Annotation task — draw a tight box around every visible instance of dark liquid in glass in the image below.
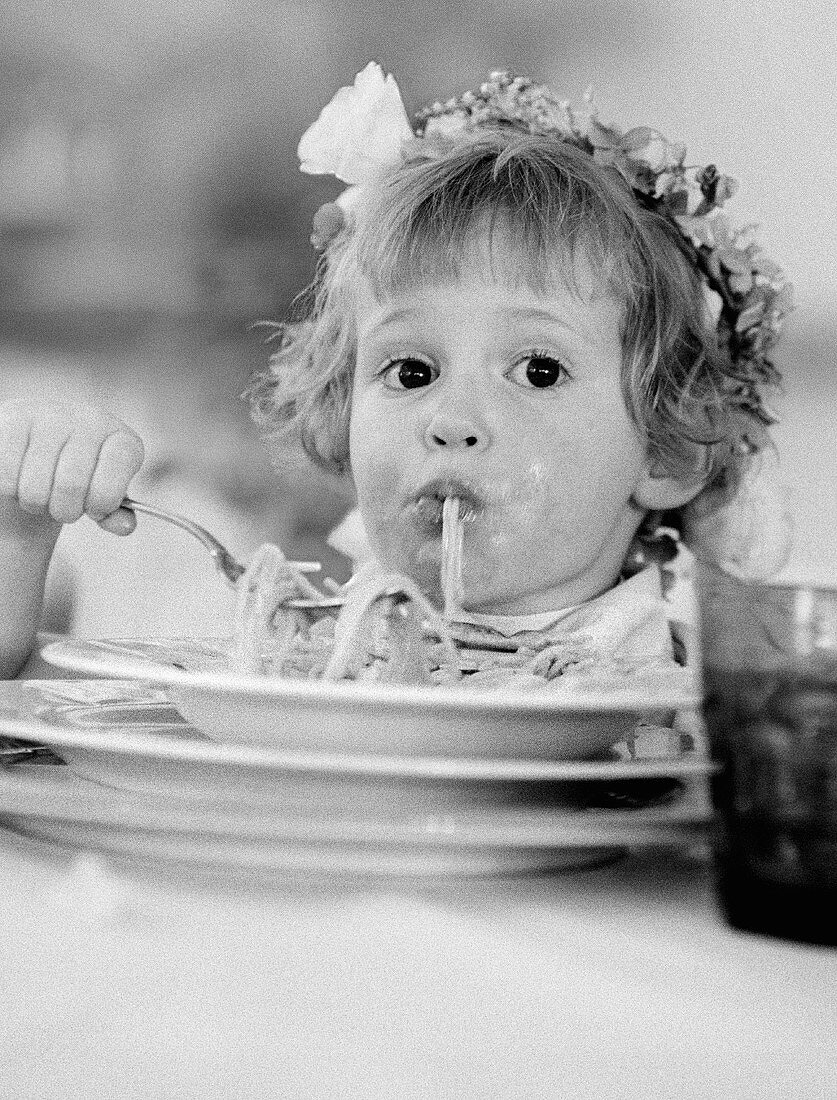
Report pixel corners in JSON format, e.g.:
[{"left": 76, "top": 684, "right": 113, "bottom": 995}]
[{"left": 702, "top": 665, "right": 837, "bottom": 945}]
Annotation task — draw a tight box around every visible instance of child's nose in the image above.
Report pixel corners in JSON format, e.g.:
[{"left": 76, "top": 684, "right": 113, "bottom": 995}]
[{"left": 424, "top": 410, "right": 489, "bottom": 452}]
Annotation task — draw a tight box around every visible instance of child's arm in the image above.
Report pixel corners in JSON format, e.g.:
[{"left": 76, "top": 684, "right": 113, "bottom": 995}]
[{"left": 0, "top": 399, "right": 144, "bottom": 679}]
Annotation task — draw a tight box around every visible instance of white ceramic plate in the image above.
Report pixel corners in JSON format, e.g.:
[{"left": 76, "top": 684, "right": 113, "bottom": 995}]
[
  {"left": 0, "top": 766, "right": 709, "bottom": 880},
  {"left": 0, "top": 680, "right": 710, "bottom": 878},
  {"left": 0, "top": 679, "right": 712, "bottom": 805},
  {"left": 42, "top": 638, "right": 700, "bottom": 760}
]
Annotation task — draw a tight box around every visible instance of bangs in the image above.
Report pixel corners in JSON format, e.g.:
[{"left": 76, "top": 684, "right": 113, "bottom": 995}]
[{"left": 348, "top": 134, "right": 648, "bottom": 305}]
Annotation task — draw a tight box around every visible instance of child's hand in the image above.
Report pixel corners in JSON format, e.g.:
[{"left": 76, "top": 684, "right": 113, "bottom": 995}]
[{"left": 0, "top": 399, "right": 145, "bottom": 542}]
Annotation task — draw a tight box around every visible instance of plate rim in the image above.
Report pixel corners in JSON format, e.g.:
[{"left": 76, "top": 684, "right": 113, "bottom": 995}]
[
  {"left": 0, "top": 766, "right": 711, "bottom": 846},
  {"left": 41, "top": 637, "right": 701, "bottom": 715},
  {"left": 0, "top": 712, "right": 716, "bottom": 782}
]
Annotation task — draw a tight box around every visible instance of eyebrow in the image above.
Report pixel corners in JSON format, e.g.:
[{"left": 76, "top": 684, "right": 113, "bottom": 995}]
[
  {"left": 369, "top": 308, "right": 415, "bottom": 332},
  {"left": 362, "top": 303, "right": 590, "bottom": 351},
  {"left": 497, "top": 306, "right": 574, "bottom": 329},
  {"left": 372, "top": 305, "right": 573, "bottom": 329}
]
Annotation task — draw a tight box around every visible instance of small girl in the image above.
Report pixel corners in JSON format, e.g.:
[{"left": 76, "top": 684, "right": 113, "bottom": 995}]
[
  {"left": 241, "top": 65, "right": 794, "bottom": 684},
  {"left": 0, "top": 64, "right": 793, "bottom": 684}
]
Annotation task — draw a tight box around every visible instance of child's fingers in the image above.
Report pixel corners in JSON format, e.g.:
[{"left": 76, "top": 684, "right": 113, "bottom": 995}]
[
  {"left": 0, "top": 404, "right": 31, "bottom": 498},
  {"left": 96, "top": 507, "right": 137, "bottom": 536},
  {"left": 0, "top": 402, "right": 145, "bottom": 527},
  {"left": 47, "top": 426, "right": 113, "bottom": 523},
  {"left": 83, "top": 429, "right": 145, "bottom": 521},
  {"left": 15, "top": 416, "right": 71, "bottom": 515}
]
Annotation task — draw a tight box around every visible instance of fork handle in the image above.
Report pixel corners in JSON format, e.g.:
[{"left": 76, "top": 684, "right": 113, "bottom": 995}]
[
  {"left": 121, "top": 497, "right": 225, "bottom": 555},
  {"left": 121, "top": 498, "right": 321, "bottom": 576}
]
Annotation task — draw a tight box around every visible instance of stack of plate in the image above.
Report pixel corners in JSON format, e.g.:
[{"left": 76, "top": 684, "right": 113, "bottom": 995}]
[{"left": 0, "top": 638, "right": 713, "bottom": 879}]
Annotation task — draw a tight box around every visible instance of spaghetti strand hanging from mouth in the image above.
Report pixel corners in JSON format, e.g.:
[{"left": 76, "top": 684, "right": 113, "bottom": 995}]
[{"left": 441, "top": 496, "right": 464, "bottom": 621}]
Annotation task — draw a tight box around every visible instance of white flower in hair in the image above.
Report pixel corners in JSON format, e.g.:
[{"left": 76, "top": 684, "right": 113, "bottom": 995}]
[
  {"left": 682, "top": 449, "right": 793, "bottom": 581},
  {"left": 297, "top": 61, "right": 413, "bottom": 202}
]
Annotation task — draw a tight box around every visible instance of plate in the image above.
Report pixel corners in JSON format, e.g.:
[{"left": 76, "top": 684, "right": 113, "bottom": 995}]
[
  {"left": 0, "top": 766, "right": 708, "bottom": 880},
  {"left": 41, "top": 638, "right": 700, "bottom": 760},
  {"left": 0, "top": 679, "right": 713, "bottom": 787},
  {"left": 0, "top": 680, "right": 711, "bottom": 878}
]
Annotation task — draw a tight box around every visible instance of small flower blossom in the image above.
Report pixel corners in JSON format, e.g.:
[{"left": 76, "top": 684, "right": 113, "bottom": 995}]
[
  {"left": 309, "top": 202, "right": 346, "bottom": 251},
  {"left": 423, "top": 111, "right": 469, "bottom": 138},
  {"left": 620, "top": 127, "right": 685, "bottom": 173}
]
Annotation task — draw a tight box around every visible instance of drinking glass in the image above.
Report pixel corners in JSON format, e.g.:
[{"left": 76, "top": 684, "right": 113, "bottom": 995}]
[{"left": 697, "top": 562, "right": 837, "bottom": 945}]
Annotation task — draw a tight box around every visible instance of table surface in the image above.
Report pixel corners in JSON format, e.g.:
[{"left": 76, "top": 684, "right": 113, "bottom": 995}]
[{"left": 0, "top": 823, "right": 834, "bottom": 1100}]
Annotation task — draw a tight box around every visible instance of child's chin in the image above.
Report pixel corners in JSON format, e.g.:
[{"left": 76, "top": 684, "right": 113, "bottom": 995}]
[
  {"left": 413, "top": 538, "right": 443, "bottom": 568},
  {"left": 402, "top": 552, "right": 443, "bottom": 600},
  {"left": 382, "top": 541, "right": 506, "bottom": 612}
]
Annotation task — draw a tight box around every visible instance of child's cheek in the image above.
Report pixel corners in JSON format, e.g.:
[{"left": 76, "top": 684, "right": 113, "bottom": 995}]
[{"left": 493, "top": 463, "right": 554, "bottom": 515}]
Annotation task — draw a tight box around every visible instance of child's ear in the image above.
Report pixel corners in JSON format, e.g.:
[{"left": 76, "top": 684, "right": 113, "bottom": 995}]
[{"left": 632, "top": 461, "right": 706, "bottom": 511}]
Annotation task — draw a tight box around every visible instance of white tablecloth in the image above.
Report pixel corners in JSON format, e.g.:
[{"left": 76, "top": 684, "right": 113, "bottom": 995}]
[{"left": 0, "top": 830, "right": 833, "bottom": 1100}]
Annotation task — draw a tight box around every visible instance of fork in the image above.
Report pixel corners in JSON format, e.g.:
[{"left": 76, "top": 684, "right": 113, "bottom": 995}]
[
  {"left": 282, "top": 593, "right": 520, "bottom": 652},
  {"left": 120, "top": 498, "right": 321, "bottom": 588},
  {"left": 120, "top": 500, "right": 516, "bottom": 652}
]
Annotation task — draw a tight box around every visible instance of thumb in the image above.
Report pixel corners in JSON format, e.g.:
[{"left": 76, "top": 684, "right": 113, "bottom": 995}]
[{"left": 96, "top": 506, "right": 137, "bottom": 536}]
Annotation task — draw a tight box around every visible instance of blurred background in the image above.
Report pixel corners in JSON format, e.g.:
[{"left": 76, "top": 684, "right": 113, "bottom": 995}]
[{"left": 2, "top": 0, "right": 835, "bottom": 636}]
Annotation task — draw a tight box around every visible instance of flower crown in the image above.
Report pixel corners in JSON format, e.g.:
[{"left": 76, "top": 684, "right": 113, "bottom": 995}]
[{"left": 296, "top": 63, "right": 794, "bottom": 579}]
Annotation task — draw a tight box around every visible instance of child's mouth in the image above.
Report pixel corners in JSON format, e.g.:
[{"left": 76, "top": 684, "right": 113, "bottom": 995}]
[{"left": 406, "top": 481, "right": 482, "bottom": 531}]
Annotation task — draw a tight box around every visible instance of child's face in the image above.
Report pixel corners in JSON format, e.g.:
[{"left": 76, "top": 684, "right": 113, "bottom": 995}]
[{"left": 349, "top": 240, "right": 686, "bottom": 614}]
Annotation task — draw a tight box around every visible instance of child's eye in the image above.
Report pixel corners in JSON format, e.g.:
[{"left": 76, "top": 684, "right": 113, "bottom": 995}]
[
  {"left": 381, "top": 357, "right": 439, "bottom": 390},
  {"left": 506, "top": 352, "right": 568, "bottom": 390}
]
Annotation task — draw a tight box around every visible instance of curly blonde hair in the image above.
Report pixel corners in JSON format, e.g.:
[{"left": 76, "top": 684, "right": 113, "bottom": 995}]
[{"left": 246, "top": 131, "right": 764, "bottom": 523}]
